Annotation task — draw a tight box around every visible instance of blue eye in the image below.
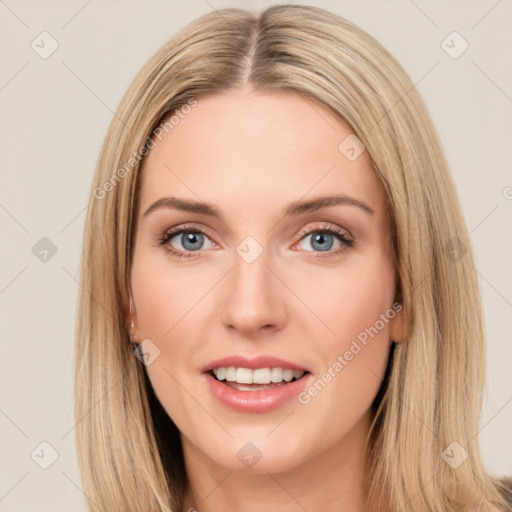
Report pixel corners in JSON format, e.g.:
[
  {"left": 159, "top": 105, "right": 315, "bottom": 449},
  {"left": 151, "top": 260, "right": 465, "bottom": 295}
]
[
  {"left": 174, "top": 232, "right": 205, "bottom": 251},
  {"left": 301, "top": 231, "right": 340, "bottom": 252},
  {"left": 294, "top": 224, "right": 354, "bottom": 258},
  {"left": 159, "top": 227, "right": 214, "bottom": 258},
  {"left": 157, "top": 223, "right": 354, "bottom": 260}
]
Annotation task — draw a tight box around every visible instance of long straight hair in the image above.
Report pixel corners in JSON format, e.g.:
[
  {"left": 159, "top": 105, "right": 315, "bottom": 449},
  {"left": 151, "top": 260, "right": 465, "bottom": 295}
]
[{"left": 74, "top": 5, "right": 510, "bottom": 511}]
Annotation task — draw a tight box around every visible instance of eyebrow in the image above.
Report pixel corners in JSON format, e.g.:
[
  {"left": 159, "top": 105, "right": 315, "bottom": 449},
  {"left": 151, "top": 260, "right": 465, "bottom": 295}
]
[{"left": 143, "top": 194, "right": 375, "bottom": 219}]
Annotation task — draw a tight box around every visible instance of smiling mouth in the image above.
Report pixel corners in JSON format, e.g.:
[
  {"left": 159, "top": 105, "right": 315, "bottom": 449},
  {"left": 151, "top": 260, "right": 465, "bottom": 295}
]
[{"left": 208, "top": 367, "right": 310, "bottom": 391}]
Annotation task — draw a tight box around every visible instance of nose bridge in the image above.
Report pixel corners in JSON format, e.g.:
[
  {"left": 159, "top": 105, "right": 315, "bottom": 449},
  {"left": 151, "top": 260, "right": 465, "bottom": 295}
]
[
  {"left": 220, "top": 238, "right": 284, "bottom": 334},
  {"left": 233, "top": 245, "right": 271, "bottom": 296}
]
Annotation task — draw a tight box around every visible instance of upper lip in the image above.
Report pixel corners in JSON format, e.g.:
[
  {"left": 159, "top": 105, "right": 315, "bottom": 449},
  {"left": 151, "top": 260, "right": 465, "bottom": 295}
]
[{"left": 202, "top": 355, "right": 310, "bottom": 373}]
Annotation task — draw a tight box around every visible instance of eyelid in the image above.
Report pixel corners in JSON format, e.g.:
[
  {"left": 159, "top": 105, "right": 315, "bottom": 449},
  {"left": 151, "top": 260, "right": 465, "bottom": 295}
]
[
  {"left": 160, "top": 221, "right": 352, "bottom": 241},
  {"left": 295, "top": 222, "right": 353, "bottom": 242},
  {"left": 158, "top": 222, "right": 217, "bottom": 241}
]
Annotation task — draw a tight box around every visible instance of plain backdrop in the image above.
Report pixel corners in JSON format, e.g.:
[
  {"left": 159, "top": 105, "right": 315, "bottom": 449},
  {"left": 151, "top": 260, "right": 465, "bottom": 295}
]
[{"left": 1, "top": 1, "right": 511, "bottom": 510}]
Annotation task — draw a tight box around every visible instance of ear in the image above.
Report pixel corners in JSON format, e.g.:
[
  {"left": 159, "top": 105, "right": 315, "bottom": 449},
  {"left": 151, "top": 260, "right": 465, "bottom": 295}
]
[
  {"left": 126, "top": 297, "right": 140, "bottom": 345},
  {"left": 388, "top": 278, "right": 406, "bottom": 344},
  {"left": 389, "top": 304, "right": 406, "bottom": 343}
]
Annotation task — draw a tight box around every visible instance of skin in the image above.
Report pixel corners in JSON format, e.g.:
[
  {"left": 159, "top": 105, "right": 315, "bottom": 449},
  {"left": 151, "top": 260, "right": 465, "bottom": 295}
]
[{"left": 128, "top": 88, "right": 405, "bottom": 512}]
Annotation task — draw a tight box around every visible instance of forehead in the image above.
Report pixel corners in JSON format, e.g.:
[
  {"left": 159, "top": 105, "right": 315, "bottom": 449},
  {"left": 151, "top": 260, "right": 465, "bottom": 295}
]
[{"left": 138, "top": 90, "right": 387, "bottom": 223}]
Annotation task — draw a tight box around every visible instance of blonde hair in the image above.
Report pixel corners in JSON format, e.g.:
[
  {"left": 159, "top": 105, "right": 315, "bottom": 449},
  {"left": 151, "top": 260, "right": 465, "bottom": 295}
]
[{"left": 74, "top": 5, "right": 511, "bottom": 511}]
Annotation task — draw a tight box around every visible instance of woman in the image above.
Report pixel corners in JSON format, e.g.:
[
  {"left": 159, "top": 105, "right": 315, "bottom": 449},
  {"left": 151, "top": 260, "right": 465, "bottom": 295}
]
[{"left": 75, "top": 4, "right": 511, "bottom": 511}]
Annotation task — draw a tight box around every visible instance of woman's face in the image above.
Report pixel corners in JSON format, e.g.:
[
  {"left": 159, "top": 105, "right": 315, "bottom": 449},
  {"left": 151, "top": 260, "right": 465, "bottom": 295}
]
[{"left": 129, "top": 89, "right": 403, "bottom": 473}]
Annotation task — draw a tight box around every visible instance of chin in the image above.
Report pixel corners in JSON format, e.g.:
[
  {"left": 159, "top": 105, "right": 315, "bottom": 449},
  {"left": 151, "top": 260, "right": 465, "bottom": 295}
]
[{"left": 204, "top": 433, "right": 307, "bottom": 474}]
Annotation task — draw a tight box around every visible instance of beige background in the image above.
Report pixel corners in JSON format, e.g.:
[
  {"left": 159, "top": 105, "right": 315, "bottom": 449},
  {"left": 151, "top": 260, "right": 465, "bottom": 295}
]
[{"left": 1, "top": 0, "right": 511, "bottom": 510}]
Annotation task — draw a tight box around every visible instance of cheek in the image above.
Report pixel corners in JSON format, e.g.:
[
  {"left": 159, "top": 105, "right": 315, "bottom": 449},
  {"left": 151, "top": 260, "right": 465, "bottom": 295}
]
[
  {"left": 130, "top": 249, "right": 226, "bottom": 378},
  {"left": 131, "top": 253, "right": 208, "bottom": 433},
  {"left": 292, "top": 251, "right": 395, "bottom": 418},
  {"left": 294, "top": 251, "right": 396, "bottom": 349},
  {"left": 131, "top": 250, "right": 214, "bottom": 341}
]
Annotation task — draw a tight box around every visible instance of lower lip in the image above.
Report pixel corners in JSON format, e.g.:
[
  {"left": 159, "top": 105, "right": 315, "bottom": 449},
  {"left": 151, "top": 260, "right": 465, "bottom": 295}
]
[{"left": 204, "top": 372, "right": 311, "bottom": 413}]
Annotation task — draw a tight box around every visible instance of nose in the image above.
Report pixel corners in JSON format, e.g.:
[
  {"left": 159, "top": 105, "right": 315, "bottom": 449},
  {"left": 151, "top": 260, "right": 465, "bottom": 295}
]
[{"left": 220, "top": 247, "right": 286, "bottom": 336}]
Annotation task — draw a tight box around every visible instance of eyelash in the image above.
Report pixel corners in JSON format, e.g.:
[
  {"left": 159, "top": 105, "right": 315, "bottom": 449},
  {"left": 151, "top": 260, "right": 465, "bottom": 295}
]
[{"left": 157, "top": 223, "right": 354, "bottom": 260}]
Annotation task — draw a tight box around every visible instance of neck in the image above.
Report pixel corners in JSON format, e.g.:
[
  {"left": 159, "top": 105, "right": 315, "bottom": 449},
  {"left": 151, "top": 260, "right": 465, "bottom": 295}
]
[{"left": 181, "top": 410, "right": 374, "bottom": 512}]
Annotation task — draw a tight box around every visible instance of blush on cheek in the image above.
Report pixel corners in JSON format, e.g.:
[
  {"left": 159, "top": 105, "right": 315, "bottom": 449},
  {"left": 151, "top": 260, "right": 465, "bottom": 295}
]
[
  {"left": 131, "top": 261, "right": 187, "bottom": 340},
  {"left": 325, "top": 279, "right": 393, "bottom": 342}
]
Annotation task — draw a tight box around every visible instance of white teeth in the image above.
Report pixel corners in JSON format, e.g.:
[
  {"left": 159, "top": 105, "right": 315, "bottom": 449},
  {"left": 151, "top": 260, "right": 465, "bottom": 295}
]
[
  {"left": 212, "top": 366, "right": 305, "bottom": 384},
  {"left": 253, "top": 368, "right": 271, "bottom": 384},
  {"left": 270, "top": 367, "right": 283, "bottom": 383},
  {"left": 236, "top": 367, "right": 253, "bottom": 384},
  {"left": 226, "top": 367, "right": 236, "bottom": 382},
  {"left": 283, "top": 369, "right": 294, "bottom": 382}
]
